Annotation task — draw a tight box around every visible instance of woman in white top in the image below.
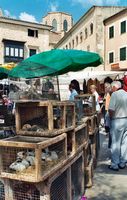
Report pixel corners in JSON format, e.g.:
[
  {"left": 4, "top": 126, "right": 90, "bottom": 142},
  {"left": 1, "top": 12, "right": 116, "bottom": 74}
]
[{"left": 89, "top": 85, "right": 100, "bottom": 112}]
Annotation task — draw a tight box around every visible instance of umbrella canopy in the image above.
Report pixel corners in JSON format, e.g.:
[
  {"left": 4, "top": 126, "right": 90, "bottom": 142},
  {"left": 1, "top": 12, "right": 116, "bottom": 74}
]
[
  {"left": 9, "top": 49, "right": 102, "bottom": 79},
  {"left": 0, "top": 67, "right": 10, "bottom": 80}
]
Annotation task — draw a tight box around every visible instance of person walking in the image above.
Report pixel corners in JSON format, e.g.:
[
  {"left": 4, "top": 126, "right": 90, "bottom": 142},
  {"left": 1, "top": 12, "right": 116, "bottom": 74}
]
[
  {"left": 109, "top": 81, "right": 127, "bottom": 171},
  {"left": 104, "top": 83, "right": 112, "bottom": 147},
  {"left": 89, "top": 85, "right": 100, "bottom": 112},
  {"left": 69, "top": 83, "right": 78, "bottom": 101}
]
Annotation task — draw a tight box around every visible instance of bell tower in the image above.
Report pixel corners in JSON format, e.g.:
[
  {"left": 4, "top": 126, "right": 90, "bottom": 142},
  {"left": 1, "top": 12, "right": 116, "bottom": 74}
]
[{"left": 42, "top": 12, "right": 73, "bottom": 37}]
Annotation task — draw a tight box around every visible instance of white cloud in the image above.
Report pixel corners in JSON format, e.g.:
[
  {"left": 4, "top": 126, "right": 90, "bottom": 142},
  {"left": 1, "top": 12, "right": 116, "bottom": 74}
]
[
  {"left": 4, "top": 9, "right": 16, "bottom": 19},
  {"left": 19, "top": 12, "right": 37, "bottom": 23},
  {"left": 49, "top": 1, "right": 59, "bottom": 12}
]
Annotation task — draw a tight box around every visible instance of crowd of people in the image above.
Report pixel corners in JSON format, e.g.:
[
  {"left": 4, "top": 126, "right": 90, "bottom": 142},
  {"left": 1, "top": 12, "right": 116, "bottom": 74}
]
[{"left": 69, "top": 75, "right": 127, "bottom": 171}]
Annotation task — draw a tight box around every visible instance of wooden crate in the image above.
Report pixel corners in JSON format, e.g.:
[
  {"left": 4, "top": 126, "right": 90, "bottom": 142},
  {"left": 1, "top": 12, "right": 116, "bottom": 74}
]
[
  {"left": 67, "top": 123, "right": 88, "bottom": 157},
  {"left": 84, "top": 140, "right": 92, "bottom": 168},
  {"left": 75, "top": 94, "right": 96, "bottom": 116},
  {"left": 89, "top": 128, "right": 100, "bottom": 168},
  {"left": 85, "top": 157, "right": 94, "bottom": 188},
  {"left": 0, "top": 179, "right": 4, "bottom": 200},
  {"left": 2, "top": 151, "right": 85, "bottom": 200},
  {"left": 0, "top": 134, "right": 67, "bottom": 182},
  {"left": 87, "top": 115, "right": 97, "bottom": 135},
  {"left": 73, "top": 100, "right": 84, "bottom": 125},
  {"left": 75, "top": 123, "right": 89, "bottom": 151},
  {"left": 15, "top": 100, "right": 75, "bottom": 137}
]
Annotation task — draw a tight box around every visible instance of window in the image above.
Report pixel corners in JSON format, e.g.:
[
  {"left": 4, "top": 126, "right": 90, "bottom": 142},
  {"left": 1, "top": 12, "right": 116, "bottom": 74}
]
[
  {"left": 52, "top": 19, "right": 57, "bottom": 31},
  {"left": 109, "top": 26, "right": 114, "bottom": 39},
  {"left": 29, "top": 49, "right": 36, "bottom": 57},
  {"left": 120, "top": 47, "right": 126, "bottom": 61},
  {"left": 121, "top": 21, "right": 126, "bottom": 34},
  {"left": 63, "top": 20, "right": 68, "bottom": 32},
  {"left": 72, "top": 39, "right": 74, "bottom": 48},
  {"left": 109, "top": 52, "right": 114, "bottom": 63},
  {"left": 85, "top": 28, "right": 88, "bottom": 39},
  {"left": 69, "top": 43, "right": 71, "bottom": 49},
  {"left": 76, "top": 36, "right": 78, "bottom": 46},
  {"left": 28, "top": 29, "right": 38, "bottom": 37},
  {"left": 80, "top": 32, "right": 83, "bottom": 43},
  {"left": 90, "top": 23, "right": 93, "bottom": 35},
  {"left": 3, "top": 39, "right": 24, "bottom": 63}
]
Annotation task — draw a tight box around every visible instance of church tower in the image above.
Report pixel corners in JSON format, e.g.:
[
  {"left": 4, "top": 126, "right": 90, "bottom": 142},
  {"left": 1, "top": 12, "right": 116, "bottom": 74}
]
[{"left": 42, "top": 12, "right": 73, "bottom": 37}]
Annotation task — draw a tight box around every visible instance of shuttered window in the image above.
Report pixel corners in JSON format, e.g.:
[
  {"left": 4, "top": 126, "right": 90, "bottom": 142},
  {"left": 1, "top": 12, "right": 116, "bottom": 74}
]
[
  {"left": 109, "top": 52, "right": 114, "bottom": 63},
  {"left": 120, "top": 47, "right": 126, "bottom": 61},
  {"left": 121, "top": 21, "right": 126, "bottom": 34},
  {"left": 109, "top": 26, "right": 114, "bottom": 39}
]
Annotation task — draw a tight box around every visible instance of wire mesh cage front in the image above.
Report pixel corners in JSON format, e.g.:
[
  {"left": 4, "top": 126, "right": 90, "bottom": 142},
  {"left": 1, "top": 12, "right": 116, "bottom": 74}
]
[
  {"left": 71, "top": 156, "right": 84, "bottom": 200},
  {"left": 50, "top": 170, "right": 70, "bottom": 200},
  {"left": 74, "top": 100, "right": 84, "bottom": 125},
  {"left": 16, "top": 101, "right": 75, "bottom": 137},
  {"left": 88, "top": 116, "right": 96, "bottom": 134},
  {"left": 0, "top": 134, "right": 67, "bottom": 182},
  {"left": 0, "top": 180, "right": 5, "bottom": 200},
  {"left": 66, "top": 105, "right": 75, "bottom": 128},
  {"left": 75, "top": 124, "right": 88, "bottom": 150},
  {"left": 18, "top": 104, "right": 49, "bottom": 133},
  {"left": 5, "top": 180, "right": 40, "bottom": 200},
  {"left": 75, "top": 95, "right": 96, "bottom": 116}
]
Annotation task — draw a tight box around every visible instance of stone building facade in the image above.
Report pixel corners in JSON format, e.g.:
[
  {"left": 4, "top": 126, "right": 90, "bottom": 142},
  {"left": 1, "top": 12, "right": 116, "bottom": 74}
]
[
  {"left": 0, "top": 11, "right": 62, "bottom": 65},
  {"left": 42, "top": 12, "right": 73, "bottom": 37},
  {"left": 55, "top": 6, "right": 126, "bottom": 71},
  {"left": 104, "top": 8, "right": 127, "bottom": 71}
]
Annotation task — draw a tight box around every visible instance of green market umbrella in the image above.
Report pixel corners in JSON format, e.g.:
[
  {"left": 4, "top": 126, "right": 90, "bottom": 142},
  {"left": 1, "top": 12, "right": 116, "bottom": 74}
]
[
  {"left": 0, "top": 67, "right": 10, "bottom": 79},
  {"left": 9, "top": 49, "right": 102, "bottom": 79}
]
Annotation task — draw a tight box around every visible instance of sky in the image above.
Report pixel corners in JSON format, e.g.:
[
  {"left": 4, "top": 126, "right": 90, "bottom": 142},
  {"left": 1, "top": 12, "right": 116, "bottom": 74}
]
[{"left": 0, "top": 0, "right": 127, "bottom": 24}]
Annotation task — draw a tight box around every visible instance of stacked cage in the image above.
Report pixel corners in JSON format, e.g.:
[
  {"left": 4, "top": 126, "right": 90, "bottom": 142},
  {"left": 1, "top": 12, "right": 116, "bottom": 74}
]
[
  {"left": 75, "top": 94, "right": 100, "bottom": 188},
  {"left": 0, "top": 100, "right": 91, "bottom": 199}
]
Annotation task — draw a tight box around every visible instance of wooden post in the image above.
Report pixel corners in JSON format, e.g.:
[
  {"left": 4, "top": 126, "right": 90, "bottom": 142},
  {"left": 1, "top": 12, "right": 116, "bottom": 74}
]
[
  {"left": 36, "top": 181, "right": 50, "bottom": 200},
  {"left": 67, "top": 167, "right": 72, "bottom": 200},
  {"left": 48, "top": 102, "right": 53, "bottom": 131},
  {"left": 35, "top": 148, "right": 42, "bottom": 182},
  {"left": 4, "top": 179, "right": 14, "bottom": 200}
]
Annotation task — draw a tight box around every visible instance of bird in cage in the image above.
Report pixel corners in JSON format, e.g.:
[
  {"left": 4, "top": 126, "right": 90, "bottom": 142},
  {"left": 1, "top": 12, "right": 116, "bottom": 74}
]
[
  {"left": 42, "top": 148, "right": 58, "bottom": 162},
  {"left": 9, "top": 151, "right": 35, "bottom": 172}
]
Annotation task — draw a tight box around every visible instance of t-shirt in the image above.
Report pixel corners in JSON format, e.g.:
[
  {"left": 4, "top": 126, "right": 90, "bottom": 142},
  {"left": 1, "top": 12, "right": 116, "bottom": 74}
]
[
  {"left": 89, "top": 91, "right": 100, "bottom": 111},
  {"left": 109, "top": 89, "right": 127, "bottom": 119},
  {"left": 69, "top": 89, "right": 78, "bottom": 101}
]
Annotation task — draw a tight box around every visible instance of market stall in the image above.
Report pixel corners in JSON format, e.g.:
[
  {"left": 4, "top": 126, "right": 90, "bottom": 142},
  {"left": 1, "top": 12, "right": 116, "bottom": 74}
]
[{"left": 0, "top": 49, "right": 102, "bottom": 200}]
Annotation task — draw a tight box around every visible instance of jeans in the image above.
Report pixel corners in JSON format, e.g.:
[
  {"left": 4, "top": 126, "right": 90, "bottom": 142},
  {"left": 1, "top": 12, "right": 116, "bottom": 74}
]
[{"left": 110, "top": 118, "right": 127, "bottom": 167}]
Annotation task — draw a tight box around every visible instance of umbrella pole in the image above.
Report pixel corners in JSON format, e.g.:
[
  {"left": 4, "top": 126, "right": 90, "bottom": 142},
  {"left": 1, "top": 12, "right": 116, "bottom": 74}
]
[{"left": 57, "top": 76, "right": 61, "bottom": 101}]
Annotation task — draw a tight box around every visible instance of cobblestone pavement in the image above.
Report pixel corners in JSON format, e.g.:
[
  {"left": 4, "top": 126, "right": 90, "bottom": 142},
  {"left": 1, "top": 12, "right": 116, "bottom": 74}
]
[{"left": 86, "top": 127, "right": 127, "bottom": 200}]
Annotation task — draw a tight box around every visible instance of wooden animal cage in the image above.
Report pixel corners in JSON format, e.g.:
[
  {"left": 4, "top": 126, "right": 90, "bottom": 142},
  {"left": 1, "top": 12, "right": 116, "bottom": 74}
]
[
  {"left": 75, "top": 94, "right": 96, "bottom": 116},
  {"left": 75, "top": 123, "right": 89, "bottom": 151},
  {"left": 73, "top": 100, "right": 84, "bottom": 125},
  {"left": 0, "top": 179, "right": 4, "bottom": 200},
  {"left": 85, "top": 157, "right": 94, "bottom": 188},
  {"left": 0, "top": 134, "right": 67, "bottom": 182},
  {"left": 84, "top": 140, "right": 92, "bottom": 168},
  {"left": 89, "top": 127, "right": 100, "bottom": 168},
  {"left": 2, "top": 151, "right": 84, "bottom": 200},
  {"left": 15, "top": 100, "right": 75, "bottom": 137},
  {"left": 87, "top": 115, "right": 97, "bottom": 135}
]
